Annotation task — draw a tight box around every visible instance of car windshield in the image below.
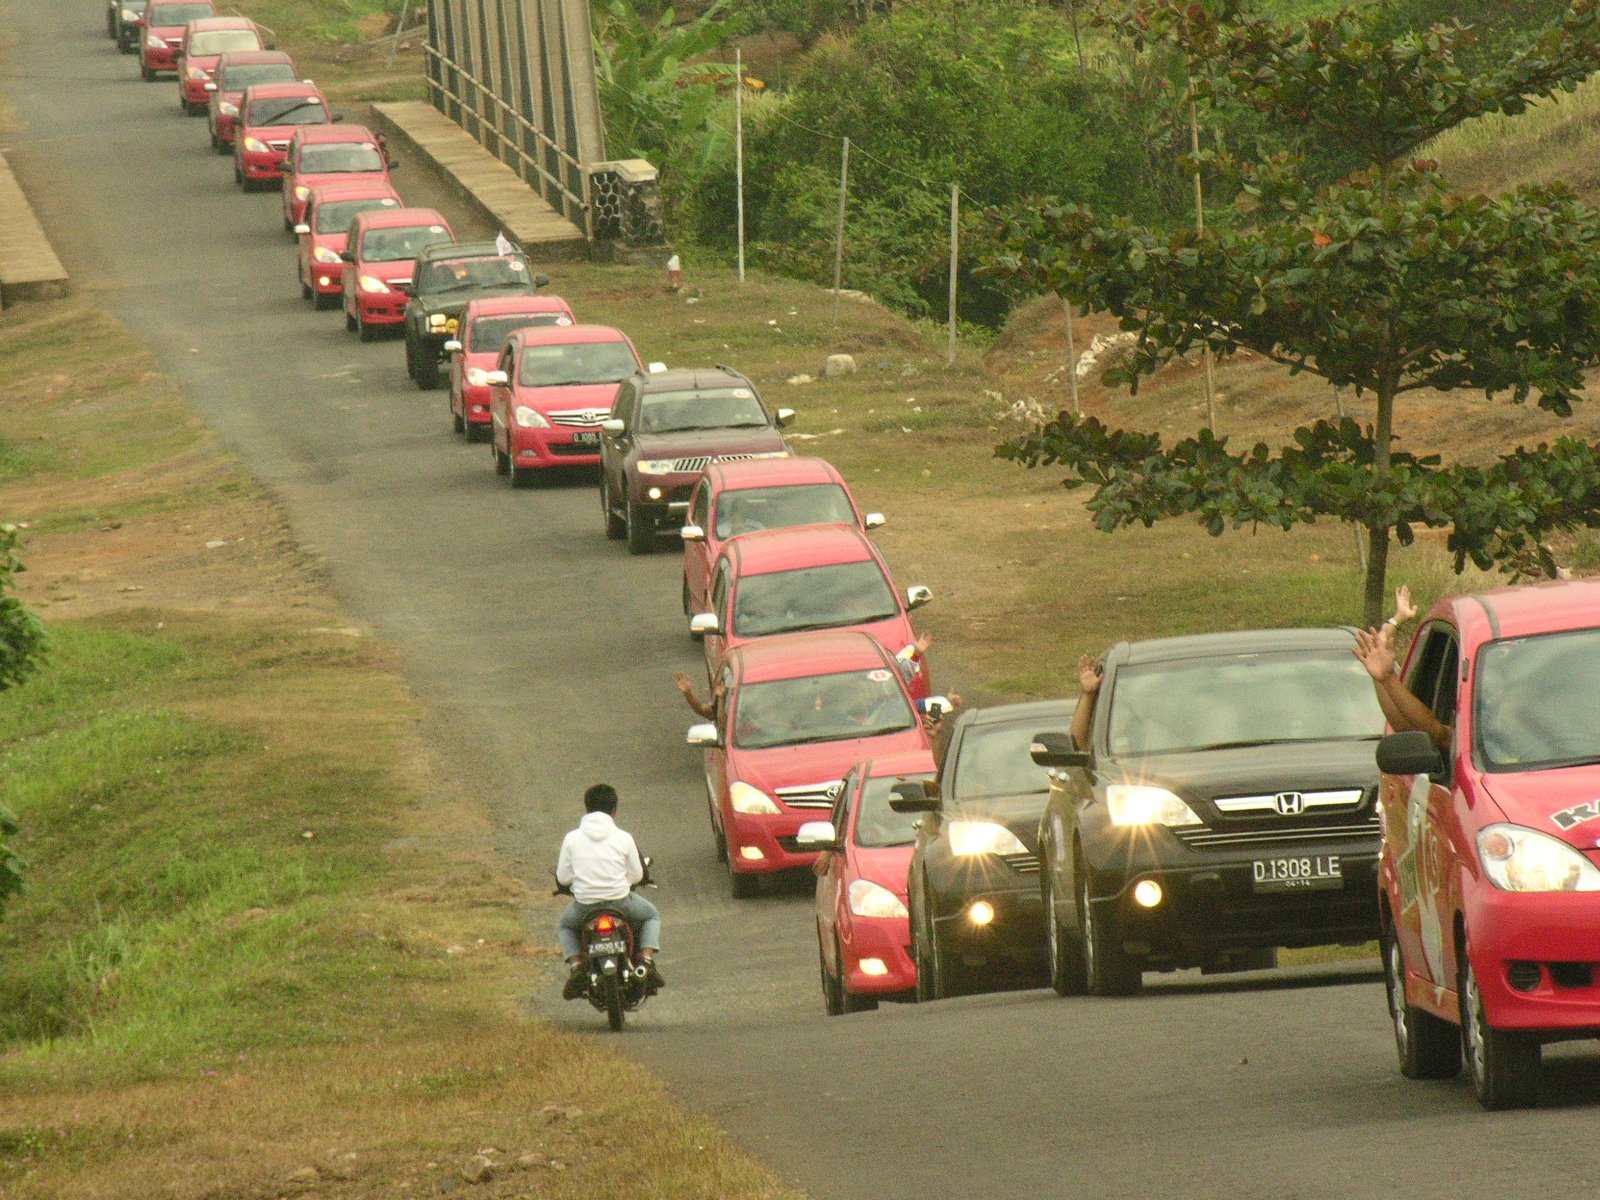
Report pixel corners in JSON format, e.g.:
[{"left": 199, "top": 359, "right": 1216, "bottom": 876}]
[
  {"left": 951, "top": 723, "right": 1058, "bottom": 801},
  {"left": 359, "top": 224, "right": 453, "bottom": 263},
  {"left": 298, "top": 144, "right": 385, "bottom": 174},
  {"left": 854, "top": 773, "right": 933, "bottom": 848},
  {"left": 714, "top": 483, "right": 855, "bottom": 539},
  {"left": 732, "top": 560, "right": 898, "bottom": 638},
  {"left": 517, "top": 341, "right": 636, "bottom": 387},
  {"left": 418, "top": 255, "right": 532, "bottom": 293},
  {"left": 469, "top": 313, "right": 570, "bottom": 353},
  {"left": 189, "top": 30, "right": 260, "bottom": 54},
  {"left": 1107, "top": 649, "right": 1383, "bottom": 757},
  {"left": 219, "top": 63, "right": 294, "bottom": 90},
  {"left": 247, "top": 96, "right": 326, "bottom": 126},
  {"left": 638, "top": 387, "right": 768, "bottom": 434},
  {"left": 732, "top": 669, "right": 916, "bottom": 750},
  {"left": 1475, "top": 628, "right": 1600, "bottom": 771},
  {"left": 313, "top": 196, "right": 397, "bottom": 235},
  {"left": 150, "top": 3, "right": 211, "bottom": 25}
]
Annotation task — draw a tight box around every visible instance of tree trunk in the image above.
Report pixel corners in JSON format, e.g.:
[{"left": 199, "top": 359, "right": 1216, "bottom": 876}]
[
  {"left": 1361, "top": 373, "right": 1398, "bottom": 627},
  {"left": 1362, "top": 523, "right": 1391, "bottom": 628}
]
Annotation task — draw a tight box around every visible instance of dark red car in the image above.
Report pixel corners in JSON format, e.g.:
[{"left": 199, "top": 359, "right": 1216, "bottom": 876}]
[
  {"left": 138, "top": 0, "right": 213, "bottom": 82},
  {"left": 294, "top": 182, "right": 402, "bottom": 310},
  {"left": 281, "top": 124, "right": 392, "bottom": 232},
  {"left": 233, "top": 82, "right": 331, "bottom": 192},
  {"left": 444, "top": 295, "right": 577, "bottom": 441},
  {"left": 340, "top": 208, "right": 456, "bottom": 341},
  {"left": 176, "top": 16, "right": 263, "bottom": 114},
  {"left": 686, "top": 630, "right": 932, "bottom": 897},
  {"left": 204, "top": 50, "right": 296, "bottom": 153}
]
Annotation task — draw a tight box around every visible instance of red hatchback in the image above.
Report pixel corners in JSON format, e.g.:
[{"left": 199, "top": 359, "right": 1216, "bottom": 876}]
[
  {"left": 294, "top": 183, "right": 401, "bottom": 309},
  {"left": 234, "top": 82, "right": 331, "bottom": 192},
  {"left": 176, "top": 17, "right": 263, "bottom": 114},
  {"left": 281, "top": 125, "right": 392, "bottom": 232},
  {"left": 205, "top": 50, "right": 296, "bottom": 153},
  {"left": 686, "top": 630, "right": 932, "bottom": 897},
  {"left": 691, "top": 524, "right": 933, "bottom": 699},
  {"left": 341, "top": 208, "right": 456, "bottom": 341},
  {"left": 805, "top": 750, "right": 937, "bottom": 1013},
  {"left": 487, "top": 324, "right": 642, "bottom": 485},
  {"left": 1378, "top": 578, "right": 1600, "bottom": 1109},
  {"left": 138, "top": 0, "right": 213, "bottom": 81},
  {"left": 681, "top": 456, "right": 883, "bottom": 619},
  {"left": 445, "top": 295, "right": 577, "bottom": 442}
]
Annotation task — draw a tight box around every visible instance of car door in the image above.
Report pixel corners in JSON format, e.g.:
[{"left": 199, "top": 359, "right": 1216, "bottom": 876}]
[
  {"left": 702, "top": 558, "right": 732, "bottom": 680},
  {"left": 817, "top": 768, "right": 858, "bottom": 974},
  {"left": 489, "top": 342, "right": 516, "bottom": 448},
  {"left": 602, "top": 382, "right": 633, "bottom": 500},
  {"left": 685, "top": 480, "right": 713, "bottom": 610},
  {"left": 705, "top": 661, "right": 737, "bottom": 847}
]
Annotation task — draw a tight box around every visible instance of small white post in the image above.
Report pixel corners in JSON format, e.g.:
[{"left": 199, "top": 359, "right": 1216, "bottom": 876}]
[
  {"left": 1060, "top": 294, "right": 1081, "bottom": 415},
  {"left": 734, "top": 47, "right": 746, "bottom": 284},
  {"left": 947, "top": 183, "right": 959, "bottom": 366},
  {"left": 832, "top": 136, "right": 850, "bottom": 328}
]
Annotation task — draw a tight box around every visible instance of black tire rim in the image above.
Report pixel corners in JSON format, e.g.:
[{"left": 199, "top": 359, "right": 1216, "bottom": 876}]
[{"left": 1463, "top": 959, "right": 1488, "bottom": 1088}]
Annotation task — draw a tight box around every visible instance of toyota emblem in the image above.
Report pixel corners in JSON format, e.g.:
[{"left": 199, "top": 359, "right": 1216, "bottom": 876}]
[{"left": 1274, "top": 792, "right": 1305, "bottom": 816}]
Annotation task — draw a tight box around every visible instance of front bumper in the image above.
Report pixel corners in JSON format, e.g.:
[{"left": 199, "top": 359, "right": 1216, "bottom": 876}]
[
  {"left": 456, "top": 382, "right": 492, "bottom": 425},
  {"left": 212, "top": 112, "right": 237, "bottom": 142},
  {"left": 306, "top": 262, "right": 344, "bottom": 295},
  {"left": 238, "top": 148, "right": 288, "bottom": 180},
  {"left": 725, "top": 807, "right": 818, "bottom": 874},
  {"left": 929, "top": 885, "right": 1045, "bottom": 966},
  {"left": 180, "top": 75, "right": 212, "bottom": 103},
  {"left": 508, "top": 426, "right": 602, "bottom": 468},
  {"left": 143, "top": 43, "right": 178, "bottom": 70},
  {"left": 625, "top": 490, "right": 692, "bottom": 532},
  {"left": 352, "top": 290, "right": 407, "bottom": 324},
  {"left": 840, "top": 915, "right": 916, "bottom": 996},
  {"left": 1460, "top": 885, "right": 1600, "bottom": 1035}
]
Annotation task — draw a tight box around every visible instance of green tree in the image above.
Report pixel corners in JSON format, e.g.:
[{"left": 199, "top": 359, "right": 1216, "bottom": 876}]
[
  {"left": 0, "top": 522, "right": 47, "bottom": 918},
  {"left": 988, "top": 0, "right": 1600, "bottom": 624}
]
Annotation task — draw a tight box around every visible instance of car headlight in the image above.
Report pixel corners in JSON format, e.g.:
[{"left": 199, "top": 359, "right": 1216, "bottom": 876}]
[
  {"left": 637, "top": 459, "right": 677, "bottom": 475},
  {"left": 1105, "top": 784, "right": 1203, "bottom": 828},
  {"left": 242, "top": 137, "right": 269, "bottom": 153},
  {"left": 147, "top": 33, "right": 163, "bottom": 48},
  {"left": 465, "top": 367, "right": 492, "bottom": 386},
  {"left": 122, "top": 8, "right": 139, "bottom": 19},
  {"left": 293, "top": 185, "right": 311, "bottom": 201},
  {"left": 185, "top": 66, "right": 207, "bottom": 79},
  {"left": 311, "top": 245, "right": 341, "bottom": 263},
  {"left": 427, "top": 313, "right": 448, "bottom": 329},
  {"left": 728, "top": 781, "right": 780, "bottom": 815},
  {"left": 357, "top": 275, "right": 390, "bottom": 294},
  {"left": 513, "top": 406, "right": 549, "bottom": 428},
  {"left": 218, "top": 100, "right": 238, "bottom": 117},
  {"left": 848, "top": 879, "right": 908, "bottom": 919},
  {"left": 947, "top": 820, "right": 1028, "bottom": 857},
  {"left": 1478, "top": 824, "right": 1600, "bottom": 893}
]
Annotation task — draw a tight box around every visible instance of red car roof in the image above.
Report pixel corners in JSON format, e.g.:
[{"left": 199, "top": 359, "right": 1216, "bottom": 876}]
[
  {"left": 215, "top": 50, "right": 292, "bottom": 67},
  {"left": 241, "top": 82, "right": 323, "bottom": 101},
  {"left": 509, "top": 322, "right": 629, "bottom": 348},
  {"left": 862, "top": 749, "right": 938, "bottom": 779},
  {"left": 709, "top": 455, "right": 845, "bottom": 492},
  {"left": 185, "top": 16, "right": 255, "bottom": 32},
  {"left": 1452, "top": 577, "right": 1600, "bottom": 646},
  {"left": 350, "top": 207, "right": 448, "bottom": 232},
  {"left": 727, "top": 524, "right": 875, "bottom": 577},
  {"left": 465, "top": 294, "right": 575, "bottom": 318},
  {"left": 293, "top": 124, "right": 378, "bottom": 146},
  {"left": 735, "top": 629, "right": 896, "bottom": 683}
]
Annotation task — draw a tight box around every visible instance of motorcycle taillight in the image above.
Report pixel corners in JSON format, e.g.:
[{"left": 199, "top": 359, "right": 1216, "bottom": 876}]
[{"left": 594, "top": 915, "right": 616, "bottom": 934}]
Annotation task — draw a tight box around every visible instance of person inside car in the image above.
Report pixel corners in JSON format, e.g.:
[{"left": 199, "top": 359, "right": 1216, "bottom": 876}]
[
  {"left": 556, "top": 783, "right": 663, "bottom": 998},
  {"left": 1351, "top": 585, "right": 1452, "bottom": 752},
  {"left": 1071, "top": 652, "right": 1102, "bottom": 753}
]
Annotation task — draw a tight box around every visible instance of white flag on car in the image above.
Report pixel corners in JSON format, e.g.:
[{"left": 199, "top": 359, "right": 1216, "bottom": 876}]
[{"left": 495, "top": 231, "right": 516, "bottom": 257}]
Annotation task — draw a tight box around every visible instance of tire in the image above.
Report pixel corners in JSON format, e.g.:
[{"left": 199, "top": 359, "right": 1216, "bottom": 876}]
[
  {"left": 466, "top": 421, "right": 488, "bottom": 445},
  {"left": 625, "top": 498, "right": 653, "bottom": 555},
  {"left": 403, "top": 336, "right": 417, "bottom": 380},
  {"left": 728, "top": 859, "right": 759, "bottom": 899},
  {"left": 345, "top": 309, "right": 358, "bottom": 333},
  {"left": 708, "top": 794, "right": 728, "bottom": 863},
  {"left": 357, "top": 315, "right": 377, "bottom": 343},
  {"left": 820, "top": 933, "right": 844, "bottom": 1016},
  {"left": 1079, "top": 863, "right": 1141, "bottom": 997},
  {"left": 414, "top": 353, "right": 441, "bottom": 390},
  {"left": 838, "top": 934, "right": 877, "bottom": 1013},
  {"left": 602, "top": 475, "right": 625, "bottom": 540},
  {"left": 601, "top": 969, "right": 625, "bottom": 1032},
  {"left": 1460, "top": 946, "right": 1540, "bottom": 1109},
  {"left": 1043, "top": 871, "right": 1086, "bottom": 997},
  {"left": 141, "top": 62, "right": 155, "bottom": 83},
  {"left": 185, "top": 100, "right": 204, "bottom": 117},
  {"left": 452, "top": 408, "right": 466, "bottom": 436},
  {"left": 314, "top": 290, "right": 336, "bottom": 312},
  {"left": 300, "top": 277, "right": 313, "bottom": 302},
  {"left": 508, "top": 453, "right": 537, "bottom": 489},
  {"left": 493, "top": 440, "right": 510, "bottom": 476},
  {"left": 1382, "top": 925, "right": 1460, "bottom": 1079},
  {"left": 234, "top": 162, "right": 245, "bottom": 188},
  {"left": 912, "top": 897, "right": 937, "bottom": 1003}
]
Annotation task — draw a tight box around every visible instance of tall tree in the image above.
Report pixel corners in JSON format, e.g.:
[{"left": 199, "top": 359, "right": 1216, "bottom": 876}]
[
  {"left": 0, "top": 522, "right": 47, "bottom": 918},
  {"left": 987, "top": 0, "right": 1600, "bottom": 624}
]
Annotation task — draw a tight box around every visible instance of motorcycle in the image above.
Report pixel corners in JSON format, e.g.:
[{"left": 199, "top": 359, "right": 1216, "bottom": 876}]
[{"left": 555, "top": 859, "right": 657, "bottom": 1031}]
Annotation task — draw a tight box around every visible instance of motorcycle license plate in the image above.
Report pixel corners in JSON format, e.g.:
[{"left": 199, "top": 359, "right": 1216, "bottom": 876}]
[
  {"left": 588, "top": 938, "right": 628, "bottom": 956},
  {"left": 1252, "top": 854, "right": 1342, "bottom": 892},
  {"left": 572, "top": 430, "right": 600, "bottom": 445}
]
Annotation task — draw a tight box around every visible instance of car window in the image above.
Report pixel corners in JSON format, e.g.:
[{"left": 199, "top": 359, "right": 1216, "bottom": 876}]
[
  {"left": 854, "top": 773, "right": 932, "bottom": 848},
  {"left": 468, "top": 313, "right": 569, "bottom": 354},
  {"left": 359, "top": 223, "right": 453, "bottom": 263},
  {"left": 710, "top": 563, "right": 730, "bottom": 620},
  {"left": 713, "top": 483, "right": 854, "bottom": 540},
  {"left": 948, "top": 723, "right": 1055, "bottom": 801},
  {"left": 219, "top": 63, "right": 295, "bottom": 90},
  {"left": 150, "top": 2, "right": 212, "bottom": 25},
  {"left": 731, "top": 560, "right": 898, "bottom": 639},
  {"left": 247, "top": 96, "right": 327, "bottom": 126},
  {"left": 829, "top": 768, "right": 857, "bottom": 837},
  {"left": 731, "top": 668, "right": 915, "bottom": 750},
  {"left": 516, "top": 341, "right": 638, "bottom": 388},
  {"left": 419, "top": 254, "right": 532, "bottom": 292},
  {"left": 1475, "top": 627, "right": 1600, "bottom": 772},
  {"left": 312, "top": 196, "right": 397, "bottom": 235},
  {"left": 689, "top": 482, "right": 710, "bottom": 531},
  {"left": 298, "top": 143, "right": 385, "bottom": 175},
  {"left": 188, "top": 29, "right": 260, "bottom": 54},
  {"left": 637, "top": 387, "right": 767, "bottom": 435},
  {"left": 609, "top": 383, "right": 634, "bottom": 429}
]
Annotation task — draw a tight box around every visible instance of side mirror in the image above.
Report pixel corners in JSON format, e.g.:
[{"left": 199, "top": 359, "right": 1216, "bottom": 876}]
[
  {"left": 647, "top": 361, "right": 668, "bottom": 374},
  {"left": 775, "top": 407, "right": 796, "bottom": 427},
  {"left": 442, "top": 339, "right": 463, "bottom": 354},
  {"left": 483, "top": 370, "right": 509, "bottom": 387},
  {"left": 795, "top": 821, "right": 840, "bottom": 852},
  {"left": 1029, "top": 731, "right": 1089, "bottom": 769},
  {"left": 204, "top": 82, "right": 217, "bottom": 92},
  {"left": 1376, "top": 730, "right": 1443, "bottom": 777},
  {"left": 889, "top": 780, "right": 941, "bottom": 814},
  {"left": 679, "top": 524, "right": 705, "bottom": 542},
  {"left": 864, "top": 512, "right": 885, "bottom": 529},
  {"left": 905, "top": 585, "right": 933, "bottom": 610},
  {"left": 602, "top": 418, "right": 626, "bottom": 434},
  {"left": 331, "top": 113, "right": 346, "bottom": 124},
  {"left": 689, "top": 612, "right": 720, "bottom": 636},
  {"left": 339, "top": 251, "right": 355, "bottom": 263},
  {"left": 686, "top": 722, "right": 720, "bottom": 748},
  {"left": 533, "top": 273, "right": 550, "bottom": 288},
  {"left": 292, "top": 222, "right": 310, "bottom": 235}
]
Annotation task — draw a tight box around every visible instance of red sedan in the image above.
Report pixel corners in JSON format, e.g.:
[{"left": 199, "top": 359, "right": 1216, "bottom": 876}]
[
  {"left": 138, "top": 0, "right": 213, "bottom": 82},
  {"left": 691, "top": 524, "right": 933, "bottom": 699},
  {"left": 176, "top": 16, "right": 263, "bottom": 114},
  {"left": 681, "top": 456, "right": 883, "bottom": 620},
  {"left": 294, "top": 183, "right": 401, "bottom": 309},
  {"left": 233, "top": 82, "right": 331, "bottom": 192},
  {"left": 1378, "top": 578, "right": 1600, "bottom": 1109},
  {"left": 687, "top": 630, "right": 932, "bottom": 897},
  {"left": 281, "top": 124, "right": 392, "bottom": 232},
  {"left": 444, "top": 295, "right": 577, "bottom": 442},
  {"left": 205, "top": 50, "right": 296, "bottom": 153},
  {"left": 341, "top": 208, "right": 456, "bottom": 341},
  {"left": 487, "top": 324, "right": 642, "bottom": 485},
  {"left": 805, "top": 750, "right": 936, "bottom": 1013}
]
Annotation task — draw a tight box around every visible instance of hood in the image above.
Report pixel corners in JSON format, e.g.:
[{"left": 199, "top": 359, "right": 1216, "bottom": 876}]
[
  {"left": 850, "top": 844, "right": 916, "bottom": 900},
  {"left": 518, "top": 381, "right": 624, "bottom": 414},
  {"left": 362, "top": 258, "right": 415, "bottom": 283},
  {"left": 731, "top": 612, "right": 911, "bottom": 658},
  {"left": 1110, "top": 738, "right": 1381, "bottom": 824},
  {"left": 578, "top": 811, "right": 618, "bottom": 841},
  {"left": 187, "top": 53, "right": 226, "bottom": 69},
  {"left": 314, "top": 230, "right": 350, "bottom": 252},
  {"left": 1478, "top": 764, "right": 1600, "bottom": 848},
  {"left": 633, "top": 427, "right": 787, "bottom": 460},
  {"left": 733, "top": 728, "right": 929, "bottom": 796},
  {"left": 420, "top": 284, "right": 542, "bottom": 318},
  {"left": 943, "top": 789, "right": 1050, "bottom": 853},
  {"left": 297, "top": 168, "right": 390, "bottom": 192}
]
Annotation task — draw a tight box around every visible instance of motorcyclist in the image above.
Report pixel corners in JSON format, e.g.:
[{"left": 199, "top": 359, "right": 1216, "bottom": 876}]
[{"left": 556, "top": 783, "right": 663, "bottom": 999}]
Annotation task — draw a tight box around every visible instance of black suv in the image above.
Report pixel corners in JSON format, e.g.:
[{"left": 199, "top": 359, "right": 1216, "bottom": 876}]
[
  {"left": 402, "top": 242, "right": 548, "bottom": 390},
  {"left": 1028, "top": 628, "right": 1385, "bottom": 996}
]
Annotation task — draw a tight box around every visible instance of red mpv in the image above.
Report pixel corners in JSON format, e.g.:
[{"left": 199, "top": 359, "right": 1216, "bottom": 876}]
[
  {"left": 446, "top": 295, "right": 577, "bottom": 442},
  {"left": 206, "top": 50, "right": 296, "bottom": 153},
  {"left": 138, "top": 0, "right": 213, "bottom": 82},
  {"left": 176, "top": 16, "right": 263, "bottom": 114},
  {"left": 295, "top": 183, "right": 402, "bottom": 309},
  {"left": 341, "top": 208, "right": 456, "bottom": 341},
  {"left": 234, "top": 82, "right": 331, "bottom": 192},
  {"left": 281, "top": 124, "right": 392, "bottom": 232}
]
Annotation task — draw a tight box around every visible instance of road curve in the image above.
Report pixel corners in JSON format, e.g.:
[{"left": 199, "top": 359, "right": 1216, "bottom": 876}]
[{"left": 6, "top": 9, "right": 1600, "bottom": 1199}]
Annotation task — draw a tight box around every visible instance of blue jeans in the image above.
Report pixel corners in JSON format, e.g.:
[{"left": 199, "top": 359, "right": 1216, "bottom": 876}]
[{"left": 559, "top": 893, "right": 661, "bottom": 959}]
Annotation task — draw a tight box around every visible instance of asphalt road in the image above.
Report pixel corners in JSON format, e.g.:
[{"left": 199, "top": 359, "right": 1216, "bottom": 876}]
[{"left": 8, "top": 9, "right": 1600, "bottom": 1198}]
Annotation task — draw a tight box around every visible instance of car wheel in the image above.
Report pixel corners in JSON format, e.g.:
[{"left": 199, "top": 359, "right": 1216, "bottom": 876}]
[
  {"left": 466, "top": 421, "right": 488, "bottom": 445},
  {"left": 345, "top": 309, "right": 357, "bottom": 333},
  {"left": 357, "top": 315, "right": 377, "bottom": 343},
  {"left": 838, "top": 935, "right": 877, "bottom": 1013},
  {"left": 1382, "top": 924, "right": 1459, "bottom": 1079},
  {"left": 508, "top": 453, "right": 537, "bottom": 489},
  {"left": 728, "top": 858, "right": 759, "bottom": 899},
  {"left": 140, "top": 62, "right": 155, "bottom": 82},
  {"left": 234, "top": 162, "right": 245, "bottom": 188},
  {"left": 493, "top": 440, "right": 510, "bottom": 476},
  {"left": 1043, "top": 870, "right": 1086, "bottom": 997},
  {"left": 414, "top": 353, "right": 441, "bottom": 390},
  {"left": 912, "top": 892, "right": 937, "bottom": 1003},
  {"left": 300, "top": 277, "right": 313, "bottom": 302},
  {"left": 452, "top": 408, "right": 466, "bottom": 436},
  {"left": 625, "top": 498, "right": 653, "bottom": 556},
  {"left": 1079, "top": 861, "right": 1141, "bottom": 997},
  {"left": 819, "top": 931, "right": 844, "bottom": 1016},
  {"left": 403, "top": 336, "right": 418, "bottom": 380},
  {"left": 602, "top": 475, "right": 626, "bottom": 541},
  {"left": 1460, "top": 943, "right": 1540, "bottom": 1109},
  {"left": 314, "top": 290, "right": 336, "bottom": 312}
]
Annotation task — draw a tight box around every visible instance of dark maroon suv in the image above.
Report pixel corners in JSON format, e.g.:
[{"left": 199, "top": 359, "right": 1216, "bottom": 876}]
[{"left": 599, "top": 367, "right": 793, "bottom": 555}]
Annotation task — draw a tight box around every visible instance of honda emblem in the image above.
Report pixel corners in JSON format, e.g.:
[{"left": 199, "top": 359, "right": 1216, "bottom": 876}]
[{"left": 1274, "top": 792, "right": 1305, "bottom": 816}]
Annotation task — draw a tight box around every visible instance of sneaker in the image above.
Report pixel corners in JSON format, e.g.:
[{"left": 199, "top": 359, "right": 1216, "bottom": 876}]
[
  {"left": 644, "top": 959, "right": 665, "bottom": 990},
  {"left": 562, "top": 964, "right": 588, "bottom": 1001}
]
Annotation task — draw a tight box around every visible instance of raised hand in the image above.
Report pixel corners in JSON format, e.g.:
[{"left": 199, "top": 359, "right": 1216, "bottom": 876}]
[
  {"left": 1352, "top": 625, "right": 1397, "bottom": 681},
  {"left": 1393, "top": 584, "right": 1417, "bottom": 625},
  {"left": 1078, "top": 653, "right": 1103, "bottom": 694}
]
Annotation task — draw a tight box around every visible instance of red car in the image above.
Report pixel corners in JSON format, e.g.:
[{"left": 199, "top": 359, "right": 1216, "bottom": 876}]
[
  {"left": 686, "top": 630, "right": 933, "bottom": 897},
  {"left": 804, "top": 750, "right": 937, "bottom": 1013},
  {"left": 680, "top": 456, "right": 883, "bottom": 619},
  {"left": 487, "top": 324, "right": 642, "bottom": 485},
  {"left": 281, "top": 124, "right": 392, "bottom": 232},
  {"left": 137, "top": 0, "right": 213, "bottom": 82},
  {"left": 1377, "top": 578, "right": 1600, "bottom": 1109},
  {"left": 340, "top": 208, "right": 456, "bottom": 341},
  {"left": 444, "top": 295, "right": 577, "bottom": 442},
  {"left": 691, "top": 524, "right": 933, "bottom": 699},
  {"left": 233, "top": 82, "right": 331, "bottom": 192},
  {"left": 205, "top": 50, "right": 296, "bottom": 153},
  {"left": 176, "top": 16, "right": 263, "bottom": 114},
  {"left": 294, "top": 182, "right": 402, "bottom": 309}
]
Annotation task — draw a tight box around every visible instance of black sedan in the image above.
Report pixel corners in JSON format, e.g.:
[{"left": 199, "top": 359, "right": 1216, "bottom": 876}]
[
  {"left": 898, "top": 700, "right": 1074, "bottom": 1000},
  {"left": 1029, "top": 628, "right": 1385, "bottom": 997}
]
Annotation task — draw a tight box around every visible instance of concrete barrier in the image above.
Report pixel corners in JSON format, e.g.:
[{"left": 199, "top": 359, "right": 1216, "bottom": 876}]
[{"left": 0, "top": 149, "right": 68, "bottom": 307}]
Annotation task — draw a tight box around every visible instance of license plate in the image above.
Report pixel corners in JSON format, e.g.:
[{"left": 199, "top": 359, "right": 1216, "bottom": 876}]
[
  {"left": 572, "top": 430, "right": 600, "bottom": 445},
  {"left": 588, "top": 938, "right": 627, "bottom": 956},
  {"left": 1252, "top": 854, "right": 1342, "bottom": 892}
]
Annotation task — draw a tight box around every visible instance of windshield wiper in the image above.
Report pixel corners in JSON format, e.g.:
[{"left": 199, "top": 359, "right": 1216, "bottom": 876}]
[
  {"left": 1168, "top": 738, "right": 1308, "bottom": 753},
  {"left": 1517, "top": 753, "right": 1600, "bottom": 771},
  {"left": 265, "top": 101, "right": 324, "bottom": 124}
]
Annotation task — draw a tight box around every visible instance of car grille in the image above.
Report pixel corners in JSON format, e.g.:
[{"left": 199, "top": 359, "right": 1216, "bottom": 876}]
[
  {"left": 1213, "top": 788, "right": 1364, "bottom": 815},
  {"left": 267, "top": 139, "right": 290, "bottom": 151},
  {"left": 548, "top": 409, "right": 608, "bottom": 428},
  {"left": 666, "top": 451, "right": 782, "bottom": 473},
  {"left": 775, "top": 781, "right": 843, "bottom": 810},
  {"left": 998, "top": 852, "right": 1040, "bottom": 874},
  {"left": 164, "top": 37, "right": 181, "bottom": 46},
  {"left": 1172, "top": 816, "right": 1382, "bottom": 851}
]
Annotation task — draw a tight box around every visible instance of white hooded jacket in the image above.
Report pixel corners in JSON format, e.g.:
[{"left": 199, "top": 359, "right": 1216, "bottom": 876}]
[{"left": 556, "top": 812, "right": 644, "bottom": 904}]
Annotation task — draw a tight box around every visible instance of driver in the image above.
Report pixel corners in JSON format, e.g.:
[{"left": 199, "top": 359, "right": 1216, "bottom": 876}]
[{"left": 555, "top": 784, "right": 663, "bottom": 998}]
